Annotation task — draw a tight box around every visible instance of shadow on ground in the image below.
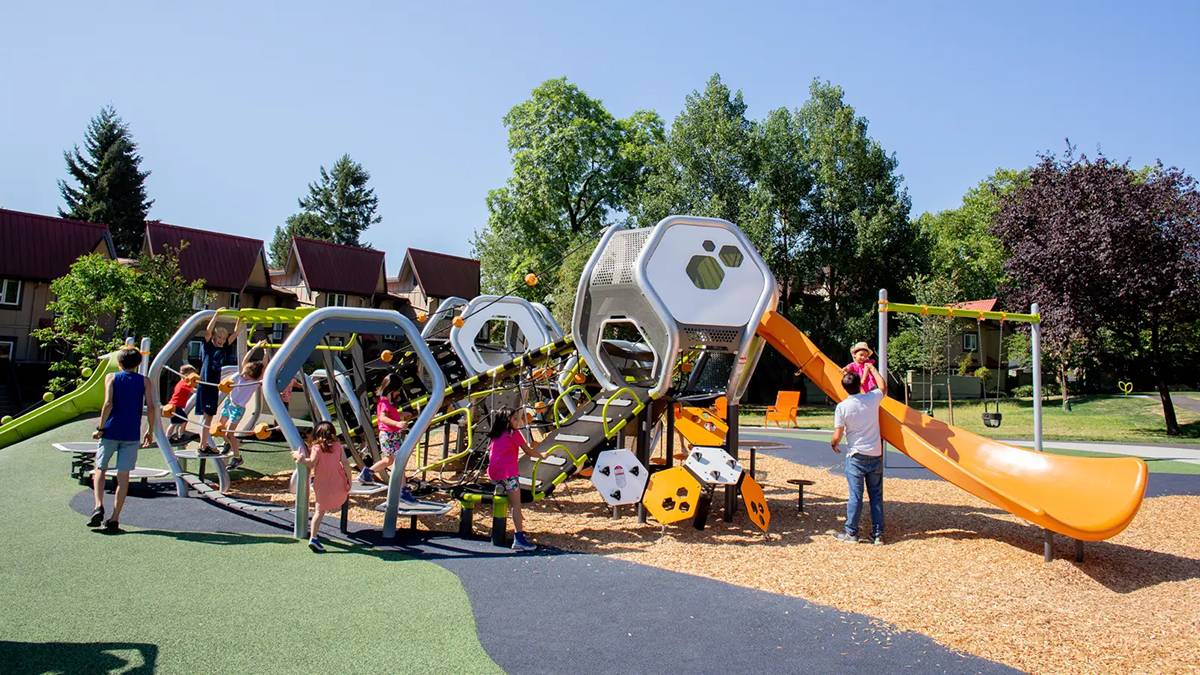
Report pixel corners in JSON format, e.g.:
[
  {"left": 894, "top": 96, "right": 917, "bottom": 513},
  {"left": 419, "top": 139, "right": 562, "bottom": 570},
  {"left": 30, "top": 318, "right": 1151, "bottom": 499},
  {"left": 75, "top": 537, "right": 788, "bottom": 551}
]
[{"left": 2, "top": 640, "right": 158, "bottom": 675}]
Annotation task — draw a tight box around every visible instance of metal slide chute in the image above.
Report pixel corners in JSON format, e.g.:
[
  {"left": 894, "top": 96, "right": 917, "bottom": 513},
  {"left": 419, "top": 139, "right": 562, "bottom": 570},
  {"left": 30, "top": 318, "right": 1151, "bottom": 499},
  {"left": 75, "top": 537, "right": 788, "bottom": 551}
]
[{"left": 757, "top": 309, "right": 1148, "bottom": 541}]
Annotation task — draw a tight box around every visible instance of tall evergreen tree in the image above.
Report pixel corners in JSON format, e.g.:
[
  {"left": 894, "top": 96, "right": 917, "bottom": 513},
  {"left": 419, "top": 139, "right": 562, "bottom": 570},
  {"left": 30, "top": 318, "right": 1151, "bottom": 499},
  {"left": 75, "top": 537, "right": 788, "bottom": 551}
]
[
  {"left": 269, "top": 212, "right": 326, "bottom": 268},
  {"left": 58, "top": 106, "right": 153, "bottom": 256},
  {"left": 296, "top": 154, "right": 380, "bottom": 247}
]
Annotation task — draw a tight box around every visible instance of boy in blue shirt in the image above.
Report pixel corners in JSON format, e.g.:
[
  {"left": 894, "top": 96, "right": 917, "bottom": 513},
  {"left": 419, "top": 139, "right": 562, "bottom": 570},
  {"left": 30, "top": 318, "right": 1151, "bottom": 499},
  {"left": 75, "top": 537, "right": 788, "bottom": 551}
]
[{"left": 90, "top": 345, "right": 157, "bottom": 531}]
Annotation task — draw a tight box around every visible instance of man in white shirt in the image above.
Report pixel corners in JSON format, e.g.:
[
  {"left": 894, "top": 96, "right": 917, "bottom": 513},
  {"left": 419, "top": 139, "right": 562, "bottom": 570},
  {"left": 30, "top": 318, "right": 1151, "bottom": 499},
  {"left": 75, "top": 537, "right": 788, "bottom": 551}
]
[{"left": 831, "top": 362, "right": 886, "bottom": 544}]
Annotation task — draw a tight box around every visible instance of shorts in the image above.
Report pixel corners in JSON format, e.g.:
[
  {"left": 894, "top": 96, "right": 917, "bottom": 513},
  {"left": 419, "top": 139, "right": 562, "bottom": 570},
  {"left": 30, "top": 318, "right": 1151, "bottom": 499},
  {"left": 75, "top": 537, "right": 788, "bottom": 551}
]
[
  {"left": 379, "top": 430, "right": 405, "bottom": 457},
  {"left": 493, "top": 476, "right": 520, "bottom": 494},
  {"left": 96, "top": 438, "right": 139, "bottom": 473},
  {"left": 170, "top": 412, "right": 189, "bottom": 425},
  {"left": 221, "top": 398, "right": 246, "bottom": 424},
  {"left": 197, "top": 384, "right": 219, "bottom": 416}
]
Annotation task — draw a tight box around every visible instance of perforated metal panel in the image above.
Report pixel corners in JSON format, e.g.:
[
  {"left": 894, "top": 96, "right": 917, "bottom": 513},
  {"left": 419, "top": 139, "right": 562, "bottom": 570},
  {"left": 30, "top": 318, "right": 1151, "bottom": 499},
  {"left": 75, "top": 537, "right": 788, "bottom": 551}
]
[
  {"left": 592, "top": 229, "right": 651, "bottom": 287},
  {"left": 684, "top": 327, "right": 740, "bottom": 346}
]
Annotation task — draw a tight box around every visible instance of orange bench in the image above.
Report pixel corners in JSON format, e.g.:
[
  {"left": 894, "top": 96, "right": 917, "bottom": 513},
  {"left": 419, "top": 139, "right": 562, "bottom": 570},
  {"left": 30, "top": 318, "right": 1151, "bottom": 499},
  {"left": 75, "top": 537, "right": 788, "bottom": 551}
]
[{"left": 765, "top": 391, "right": 801, "bottom": 428}]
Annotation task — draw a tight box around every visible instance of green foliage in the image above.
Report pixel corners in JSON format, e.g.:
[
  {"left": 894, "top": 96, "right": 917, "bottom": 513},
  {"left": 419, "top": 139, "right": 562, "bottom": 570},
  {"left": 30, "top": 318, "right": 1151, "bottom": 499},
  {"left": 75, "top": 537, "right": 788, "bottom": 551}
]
[
  {"left": 32, "top": 246, "right": 202, "bottom": 393},
  {"left": 1005, "top": 331, "right": 1031, "bottom": 370},
  {"left": 633, "top": 74, "right": 756, "bottom": 228},
  {"left": 894, "top": 273, "right": 962, "bottom": 375},
  {"left": 475, "top": 78, "right": 663, "bottom": 317},
  {"left": 957, "top": 352, "right": 975, "bottom": 376},
  {"left": 58, "top": 106, "right": 153, "bottom": 257},
  {"left": 916, "top": 168, "right": 1027, "bottom": 300},
  {"left": 270, "top": 154, "right": 380, "bottom": 267},
  {"left": 974, "top": 366, "right": 994, "bottom": 389}
]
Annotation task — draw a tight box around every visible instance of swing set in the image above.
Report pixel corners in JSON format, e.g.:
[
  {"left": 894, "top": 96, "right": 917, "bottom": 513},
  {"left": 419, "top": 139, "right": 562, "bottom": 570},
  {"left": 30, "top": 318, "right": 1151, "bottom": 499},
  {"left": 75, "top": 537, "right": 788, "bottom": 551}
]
[{"left": 876, "top": 296, "right": 1041, "bottom": 430}]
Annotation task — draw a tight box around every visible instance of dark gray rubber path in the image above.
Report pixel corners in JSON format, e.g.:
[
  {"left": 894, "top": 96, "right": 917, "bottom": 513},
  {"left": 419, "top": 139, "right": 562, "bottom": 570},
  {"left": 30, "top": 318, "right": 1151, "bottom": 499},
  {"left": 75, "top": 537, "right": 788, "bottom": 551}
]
[
  {"left": 70, "top": 488, "right": 1014, "bottom": 674},
  {"left": 743, "top": 431, "right": 1200, "bottom": 498}
]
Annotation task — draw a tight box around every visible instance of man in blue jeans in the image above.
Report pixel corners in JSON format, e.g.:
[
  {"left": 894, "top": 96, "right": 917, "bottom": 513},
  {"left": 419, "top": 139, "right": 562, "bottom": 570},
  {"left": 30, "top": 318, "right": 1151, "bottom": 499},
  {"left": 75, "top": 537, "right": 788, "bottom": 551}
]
[{"left": 831, "top": 363, "right": 886, "bottom": 545}]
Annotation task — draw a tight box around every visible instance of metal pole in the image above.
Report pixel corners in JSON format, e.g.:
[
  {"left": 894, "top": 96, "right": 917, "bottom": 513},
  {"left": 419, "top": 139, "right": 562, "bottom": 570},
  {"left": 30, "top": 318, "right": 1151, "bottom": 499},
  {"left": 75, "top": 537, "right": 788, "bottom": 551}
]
[
  {"left": 724, "top": 402, "right": 739, "bottom": 522},
  {"left": 636, "top": 409, "right": 650, "bottom": 523},
  {"left": 1031, "top": 302, "right": 1050, "bottom": 562},
  {"left": 665, "top": 400, "right": 676, "bottom": 468},
  {"left": 878, "top": 290, "right": 888, "bottom": 473}
]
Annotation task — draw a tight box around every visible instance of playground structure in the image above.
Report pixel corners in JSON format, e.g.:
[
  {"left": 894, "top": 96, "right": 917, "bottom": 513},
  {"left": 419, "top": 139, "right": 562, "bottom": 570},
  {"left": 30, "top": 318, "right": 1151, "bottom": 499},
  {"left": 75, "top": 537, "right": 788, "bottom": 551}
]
[{"left": 7, "top": 215, "right": 1150, "bottom": 560}]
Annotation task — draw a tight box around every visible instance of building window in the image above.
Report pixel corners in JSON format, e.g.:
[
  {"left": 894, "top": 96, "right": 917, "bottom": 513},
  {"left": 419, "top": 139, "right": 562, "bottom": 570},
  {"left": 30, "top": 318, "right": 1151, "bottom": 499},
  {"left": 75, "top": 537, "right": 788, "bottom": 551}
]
[
  {"left": 228, "top": 293, "right": 241, "bottom": 309},
  {"left": 327, "top": 293, "right": 347, "bottom": 307},
  {"left": 0, "top": 279, "right": 22, "bottom": 307},
  {"left": 963, "top": 333, "right": 979, "bottom": 353},
  {"left": 0, "top": 339, "right": 14, "bottom": 360},
  {"left": 192, "top": 290, "right": 207, "bottom": 310},
  {"left": 188, "top": 339, "right": 203, "bottom": 361}
]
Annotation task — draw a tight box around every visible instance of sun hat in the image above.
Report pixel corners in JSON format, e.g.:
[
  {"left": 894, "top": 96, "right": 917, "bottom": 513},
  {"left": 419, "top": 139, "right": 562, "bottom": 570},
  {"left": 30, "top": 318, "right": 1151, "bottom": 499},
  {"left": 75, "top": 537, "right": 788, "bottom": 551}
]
[{"left": 850, "top": 342, "right": 873, "bottom": 357}]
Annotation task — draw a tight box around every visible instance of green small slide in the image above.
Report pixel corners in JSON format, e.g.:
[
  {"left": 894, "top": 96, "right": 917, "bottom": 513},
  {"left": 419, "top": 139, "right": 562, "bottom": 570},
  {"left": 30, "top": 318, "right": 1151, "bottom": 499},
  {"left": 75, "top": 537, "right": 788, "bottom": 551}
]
[{"left": 0, "top": 352, "right": 120, "bottom": 450}]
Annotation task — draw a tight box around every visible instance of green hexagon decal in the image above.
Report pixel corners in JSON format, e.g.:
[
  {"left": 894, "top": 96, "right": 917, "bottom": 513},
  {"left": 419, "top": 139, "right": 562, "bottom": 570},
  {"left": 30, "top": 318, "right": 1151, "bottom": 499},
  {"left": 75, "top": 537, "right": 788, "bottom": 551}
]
[
  {"left": 719, "top": 245, "right": 744, "bottom": 268},
  {"left": 686, "top": 255, "right": 724, "bottom": 290}
]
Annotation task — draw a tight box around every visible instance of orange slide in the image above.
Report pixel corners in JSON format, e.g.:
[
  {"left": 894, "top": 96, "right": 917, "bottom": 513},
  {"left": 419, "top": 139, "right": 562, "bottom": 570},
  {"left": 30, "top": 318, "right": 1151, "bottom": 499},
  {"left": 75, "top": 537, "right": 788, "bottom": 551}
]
[{"left": 757, "top": 310, "right": 1148, "bottom": 541}]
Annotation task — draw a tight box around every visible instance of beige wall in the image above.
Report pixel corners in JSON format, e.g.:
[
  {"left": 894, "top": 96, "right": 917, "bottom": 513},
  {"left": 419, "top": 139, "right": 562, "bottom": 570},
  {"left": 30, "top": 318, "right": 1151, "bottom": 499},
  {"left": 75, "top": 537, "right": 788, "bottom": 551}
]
[{"left": 0, "top": 279, "right": 52, "bottom": 362}]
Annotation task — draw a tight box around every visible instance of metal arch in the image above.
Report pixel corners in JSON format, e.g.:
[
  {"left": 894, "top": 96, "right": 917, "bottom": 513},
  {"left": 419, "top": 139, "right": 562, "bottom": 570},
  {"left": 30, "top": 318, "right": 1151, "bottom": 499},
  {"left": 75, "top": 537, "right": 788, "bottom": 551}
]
[
  {"left": 147, "top": 310, "right": 218, "bottom": 497},
  {"left": 449, "top": 295, "right": 555, "bottom": 375},
  {"left": 260, "top": 307, "right": 446, "bottom": 540},
  {"left": 421, "top": 296, "right": 469, "bottom": 340}
]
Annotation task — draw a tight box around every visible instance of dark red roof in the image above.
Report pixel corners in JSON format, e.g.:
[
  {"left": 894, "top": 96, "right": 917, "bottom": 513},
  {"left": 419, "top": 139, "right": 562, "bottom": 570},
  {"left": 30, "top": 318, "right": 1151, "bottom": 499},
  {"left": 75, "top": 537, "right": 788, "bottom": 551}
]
[
  {"left": 144, "top": 221, "right": 268, "bottom": 292},
  {"left": 404, "top": 248, "right": 480, "bottom": 300},
  {"left": 292, "top": 237, "right": 385, "bottom": 296},
  {"left": 0, "top": 208, "right": 115, "bottom": 281}
]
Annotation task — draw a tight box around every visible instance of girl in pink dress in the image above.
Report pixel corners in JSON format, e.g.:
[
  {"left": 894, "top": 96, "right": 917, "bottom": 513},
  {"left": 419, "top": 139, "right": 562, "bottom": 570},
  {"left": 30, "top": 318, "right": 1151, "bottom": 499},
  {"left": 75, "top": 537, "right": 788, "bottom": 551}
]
[{"left": 292, "top": 421, "right": 351, "bottom": 553}]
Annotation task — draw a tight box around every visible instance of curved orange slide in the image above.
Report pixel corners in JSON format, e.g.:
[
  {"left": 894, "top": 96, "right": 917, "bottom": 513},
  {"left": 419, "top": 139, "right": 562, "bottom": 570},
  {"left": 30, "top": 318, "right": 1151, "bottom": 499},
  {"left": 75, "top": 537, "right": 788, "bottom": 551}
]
[{"left": 758, "top": 310, "right": 1147, "bottom": 541}]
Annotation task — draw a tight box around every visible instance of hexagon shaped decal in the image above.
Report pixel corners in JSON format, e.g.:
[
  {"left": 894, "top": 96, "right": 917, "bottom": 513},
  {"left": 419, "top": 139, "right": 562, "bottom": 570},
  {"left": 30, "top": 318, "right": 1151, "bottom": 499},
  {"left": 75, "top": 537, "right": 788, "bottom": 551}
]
[
  {"left": 702, "top": 240, "right": 715, "bottom": 252},
  {"left": 719, "top": 245, "right": 744, "bottom": 268},
  {"left": 683, "top": 446, "right": 743, "bottom": 485},
  {"left": 740, "top": 472, "right": 770, "bottom": 532},
  {"left": 686, "top": 255, "right": 724, "bottom": 290}
]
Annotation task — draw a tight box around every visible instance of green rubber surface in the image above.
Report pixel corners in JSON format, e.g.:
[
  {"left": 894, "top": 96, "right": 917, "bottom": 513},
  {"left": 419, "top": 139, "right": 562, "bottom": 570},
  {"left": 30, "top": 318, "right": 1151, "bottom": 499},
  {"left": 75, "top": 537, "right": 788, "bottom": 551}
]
[{"left": 0, "top": 417, "right": 501, "bottom": 674}]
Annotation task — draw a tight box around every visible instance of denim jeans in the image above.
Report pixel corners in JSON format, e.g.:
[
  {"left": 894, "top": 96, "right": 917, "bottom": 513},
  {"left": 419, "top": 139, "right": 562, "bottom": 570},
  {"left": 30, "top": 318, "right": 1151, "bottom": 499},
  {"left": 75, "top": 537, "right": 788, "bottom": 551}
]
[{"left": 845, "top": 454, "right": 884, "bottom": 538}]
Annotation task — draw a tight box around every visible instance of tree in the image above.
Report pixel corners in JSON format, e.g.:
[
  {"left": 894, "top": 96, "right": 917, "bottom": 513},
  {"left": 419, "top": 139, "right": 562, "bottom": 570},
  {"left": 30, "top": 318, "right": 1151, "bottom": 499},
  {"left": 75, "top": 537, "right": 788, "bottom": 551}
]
[
  {"left": 633, "top": 74, "right": 756, "bottom": 229},
  {"left": 916, "top": 168, "right": 1028, "bottom": 300},
  {"left": 269, "top": 212, "right": 326, "bottom": 268},
  {"left": 58, "top": 106, "right": 153, "bottom": 256},
  {"left": 32, "top": 246, "right": 202, "bottom": 394},
  {"left": 474, "top": 78, "right": 663, "bottom": 316},
  {"left": 992, "top": 148, "right": 1200, "bottom": 431},
  {"left": 789, "top": 80, "right": 926, "bottom": 353}
]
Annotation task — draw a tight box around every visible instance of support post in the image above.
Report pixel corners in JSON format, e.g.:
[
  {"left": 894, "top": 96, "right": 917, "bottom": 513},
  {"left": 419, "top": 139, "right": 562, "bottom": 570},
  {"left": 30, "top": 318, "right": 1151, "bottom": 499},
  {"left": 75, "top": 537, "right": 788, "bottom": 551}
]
[
  {"left": 665, "top": 401, "right": 676, "bottom": 468},
  {"left": 1031, "top": 302, "right": 1050, "bottom": 561},
  {"left": 636, "top": 408, "right": 650, "bottom": 523},
  {"left": 1074, "top": 539, "right": 1084, "bottom": 563},
  {"left": 878, "top": 289, "right": 888, "bottom": 473},
  {"left": 723, "top": 402, "right": 739, "bottom": 522}
]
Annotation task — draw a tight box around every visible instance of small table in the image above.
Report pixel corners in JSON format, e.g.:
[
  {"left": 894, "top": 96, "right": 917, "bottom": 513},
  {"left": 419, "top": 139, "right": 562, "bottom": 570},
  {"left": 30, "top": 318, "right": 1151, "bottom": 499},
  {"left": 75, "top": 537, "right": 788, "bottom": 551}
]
[{"left": 786, "top": 478, "right": 815, "bottom": 514}]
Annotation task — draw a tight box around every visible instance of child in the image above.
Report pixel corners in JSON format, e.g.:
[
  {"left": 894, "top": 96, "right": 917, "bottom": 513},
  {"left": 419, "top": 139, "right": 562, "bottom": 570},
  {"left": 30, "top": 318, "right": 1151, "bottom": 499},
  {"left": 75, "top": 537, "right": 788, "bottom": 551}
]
[
  {"left": 486, "top": 406, "right": 544, "bottom": 552},
  {"left": 843, "top": 342, "right": 879, "bottom": 393},
  {"left": 358, "top": 374, "right": 416, "bottom": 500},
  {"left": 89, "top": 345, "right": 157, "bottom": 532},
  {"left": 213, "top": 340, "right": 268, "bottom": 470},
  {"left": 197, "top": 309, "right": 242, "bottom": 453},
  {"left": 292, "top": 421, "right": 351, "bottom": 553},
  {"left": 165, "top": 365, "right": 198, "bottom": 441}
]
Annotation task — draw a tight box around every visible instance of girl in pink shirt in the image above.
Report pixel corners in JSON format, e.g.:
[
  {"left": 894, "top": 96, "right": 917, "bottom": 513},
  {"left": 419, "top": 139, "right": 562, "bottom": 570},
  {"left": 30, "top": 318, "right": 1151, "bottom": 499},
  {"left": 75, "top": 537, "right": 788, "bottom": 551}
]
[
  {"left": 358, "top": 374, "right": 416, "bottom": 500},
  {"left": 293, "top": 421, "right": 351, "bottom": 553},
  {"left": 842, "top": 341, "right": 879, "bottom": 393},
  {"left": 487, "top": 407, "right": 544, "bottom": 552}
]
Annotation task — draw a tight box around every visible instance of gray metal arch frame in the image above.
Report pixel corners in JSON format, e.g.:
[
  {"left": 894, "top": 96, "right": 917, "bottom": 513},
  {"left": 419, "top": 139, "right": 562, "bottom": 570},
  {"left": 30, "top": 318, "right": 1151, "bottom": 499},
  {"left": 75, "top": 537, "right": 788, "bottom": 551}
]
[
  {"left": 260, "top": 307, "right": 446, "bottom": 540},
  {"left": 421, "top": 296, "right": 469, "bottom": 341}
]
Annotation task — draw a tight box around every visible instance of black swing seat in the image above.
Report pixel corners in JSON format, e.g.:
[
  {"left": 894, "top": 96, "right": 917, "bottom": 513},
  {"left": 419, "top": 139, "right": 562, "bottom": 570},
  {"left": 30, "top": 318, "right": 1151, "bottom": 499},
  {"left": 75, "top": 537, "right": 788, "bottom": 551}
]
[{"left": 981, "top": 411, "right": 1003, "bottom": 428}]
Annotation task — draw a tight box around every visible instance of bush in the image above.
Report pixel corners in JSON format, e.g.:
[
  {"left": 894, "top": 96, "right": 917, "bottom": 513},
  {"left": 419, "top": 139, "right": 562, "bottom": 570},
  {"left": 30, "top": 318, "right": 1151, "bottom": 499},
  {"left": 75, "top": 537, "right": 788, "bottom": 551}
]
[{"left": 1012, "top": 384, "right": 1034, "bottom": 398}]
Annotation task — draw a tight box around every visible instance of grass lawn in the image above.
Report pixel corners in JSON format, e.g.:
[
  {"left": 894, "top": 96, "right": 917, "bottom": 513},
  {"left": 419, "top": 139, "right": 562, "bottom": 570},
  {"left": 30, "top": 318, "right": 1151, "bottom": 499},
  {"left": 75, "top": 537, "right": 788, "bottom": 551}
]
[
  {"left": 0, "top": 417, "right": 501, "bottom": 674},
  {"left": 740, "top": 392, "right": 1200, "bottom": 445}
]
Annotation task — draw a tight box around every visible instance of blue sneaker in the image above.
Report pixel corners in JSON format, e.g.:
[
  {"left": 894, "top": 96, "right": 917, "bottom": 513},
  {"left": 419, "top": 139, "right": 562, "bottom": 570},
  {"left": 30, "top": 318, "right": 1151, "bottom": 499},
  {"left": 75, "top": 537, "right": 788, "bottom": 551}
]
[
  {"left": 512, "top": 532, "right": 536, "bottom": 552},
  {"left": 357, "top": 467, "right": 374, "bottom": 484},
  {"left": 399, "top": 486, "right": 417, "bottom": 504},
  {"left": 308, "top": 537, "right": 325, "bottom": 553}
]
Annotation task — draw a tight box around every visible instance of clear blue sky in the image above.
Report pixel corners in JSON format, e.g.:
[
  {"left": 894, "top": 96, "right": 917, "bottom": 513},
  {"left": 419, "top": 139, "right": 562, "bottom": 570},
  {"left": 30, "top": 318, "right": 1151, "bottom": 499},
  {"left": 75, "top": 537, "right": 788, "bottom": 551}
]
[{"left": 2, "top": 2, "right": 1197, "bottom": 266}]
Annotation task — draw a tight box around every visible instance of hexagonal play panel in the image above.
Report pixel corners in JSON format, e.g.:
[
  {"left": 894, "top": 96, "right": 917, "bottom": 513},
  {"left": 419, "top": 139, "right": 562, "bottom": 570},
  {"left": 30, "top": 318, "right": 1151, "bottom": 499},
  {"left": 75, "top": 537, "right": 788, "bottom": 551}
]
[
  {"left": 683, "top": 446, "right": 743, "bottom": 485},
  {"left": 642, "top": 466, "right": 702, "bottom": 525},
  {"left": 590, "top": 448, "right": 648, "bottom": 506},
  {"left": 740, "top": 473, "right": 770, "bottom": 532}
]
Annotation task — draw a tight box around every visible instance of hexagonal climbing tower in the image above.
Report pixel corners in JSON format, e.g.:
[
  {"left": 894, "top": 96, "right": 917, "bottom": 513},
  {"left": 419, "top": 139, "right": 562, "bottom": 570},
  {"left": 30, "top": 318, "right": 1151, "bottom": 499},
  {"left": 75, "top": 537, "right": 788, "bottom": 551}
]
[{"left": 572, "top": 215, "right": 777, "bottom": 400}]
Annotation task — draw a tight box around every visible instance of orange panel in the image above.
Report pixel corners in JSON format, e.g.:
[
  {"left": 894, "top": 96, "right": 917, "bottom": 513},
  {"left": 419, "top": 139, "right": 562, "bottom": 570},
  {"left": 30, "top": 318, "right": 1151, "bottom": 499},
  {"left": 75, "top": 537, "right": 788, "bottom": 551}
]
[
  {"left": 740, "top": 473, "right": 770, "bottom": 532},
  {"left": 642, "top": 466, "right": 702, "bottom": 525}
]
